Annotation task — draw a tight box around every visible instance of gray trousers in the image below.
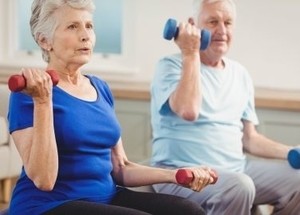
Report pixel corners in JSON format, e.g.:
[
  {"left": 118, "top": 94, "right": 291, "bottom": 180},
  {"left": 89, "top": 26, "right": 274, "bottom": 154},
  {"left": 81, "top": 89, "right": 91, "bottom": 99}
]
[{"left": 152, "top": 159, "right": 300, "bottom": 215}]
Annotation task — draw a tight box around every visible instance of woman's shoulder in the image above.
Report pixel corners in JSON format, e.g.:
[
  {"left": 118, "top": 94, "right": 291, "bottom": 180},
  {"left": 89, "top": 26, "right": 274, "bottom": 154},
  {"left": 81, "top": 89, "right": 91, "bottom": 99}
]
[
  {"left": 85, "top": 75, "right": 114, "bottom": 104},
  {"left": 86, "top": 75, "right": 108, "bottom": 86},
  {"left": 85, "top": 75, "right": 111, "bottom": 91}
]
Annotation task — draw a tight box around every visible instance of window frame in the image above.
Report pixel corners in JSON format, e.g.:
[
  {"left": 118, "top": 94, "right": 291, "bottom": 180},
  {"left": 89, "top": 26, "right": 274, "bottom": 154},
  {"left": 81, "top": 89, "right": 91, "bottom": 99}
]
[{"left": 0, "top": 0, "right": 139, "bottom": 75}]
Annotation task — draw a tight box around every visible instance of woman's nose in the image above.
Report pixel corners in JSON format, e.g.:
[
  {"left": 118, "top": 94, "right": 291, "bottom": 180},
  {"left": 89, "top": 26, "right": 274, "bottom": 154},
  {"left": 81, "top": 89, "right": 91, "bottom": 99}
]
[
  {"left": 81, "top": 36, "right": 88, "bottom": 42},
  {"left": 80, "top": 29, "right": 90, "bottom": 42}
]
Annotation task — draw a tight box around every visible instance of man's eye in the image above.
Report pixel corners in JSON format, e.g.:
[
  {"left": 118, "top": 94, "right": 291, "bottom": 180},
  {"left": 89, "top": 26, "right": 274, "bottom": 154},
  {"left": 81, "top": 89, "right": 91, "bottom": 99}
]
[{"left": 225, "top": 21, "right": 232, "bottom": 26}]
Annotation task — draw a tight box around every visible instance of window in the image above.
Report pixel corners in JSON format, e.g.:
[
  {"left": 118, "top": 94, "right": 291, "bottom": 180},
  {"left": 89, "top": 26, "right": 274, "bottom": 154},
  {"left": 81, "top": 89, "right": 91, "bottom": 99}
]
[
  {"left": 17, "top": 0, "right": 122, "bottom": 54},
  {"left": 2, "top": 0, "right": 138, "bottom": 74}
]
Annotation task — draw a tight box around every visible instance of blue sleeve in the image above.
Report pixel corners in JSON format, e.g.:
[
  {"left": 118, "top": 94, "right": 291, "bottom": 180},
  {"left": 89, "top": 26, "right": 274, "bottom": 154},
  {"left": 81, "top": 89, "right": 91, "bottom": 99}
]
[
  {"left": 8, "top": 92, "right": 34, "bottom": 133},
  {"left": 241, "top": 70, "right": 259, "bottom": 125},
  {"left": 89, "top": 75, "right": 115, "bottom": 108},
  {"left": 151, "top": 54, "right": 182, "bottom": 115},
  {"left": 101, "top": 81, "right": 115, "bottom": 108}
]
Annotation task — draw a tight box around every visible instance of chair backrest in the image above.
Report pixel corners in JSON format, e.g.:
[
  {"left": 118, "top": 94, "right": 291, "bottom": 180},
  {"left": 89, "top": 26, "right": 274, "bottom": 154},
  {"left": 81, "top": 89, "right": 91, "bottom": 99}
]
[
  {"left": 0, "top": 84, "right": 10, "bottom": 147},
  {"left": 0, "top": 84, "right": 10, "bottom": 118},
  {"left": 0, "top": 116, "right": 9, "bottom": 146}
]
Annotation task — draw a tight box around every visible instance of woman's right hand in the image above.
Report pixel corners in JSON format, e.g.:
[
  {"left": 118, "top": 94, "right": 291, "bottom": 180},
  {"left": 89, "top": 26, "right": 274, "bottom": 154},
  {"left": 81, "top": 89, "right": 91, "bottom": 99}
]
[{"left": 21, "top": 68, "right": 54, "bottom": 103}]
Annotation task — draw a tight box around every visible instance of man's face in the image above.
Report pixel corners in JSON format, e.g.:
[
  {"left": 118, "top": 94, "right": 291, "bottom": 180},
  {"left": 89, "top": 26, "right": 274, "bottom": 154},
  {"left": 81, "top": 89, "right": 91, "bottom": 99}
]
[{"left": 198, "top": 1, "right": 235, "bottom": 56}]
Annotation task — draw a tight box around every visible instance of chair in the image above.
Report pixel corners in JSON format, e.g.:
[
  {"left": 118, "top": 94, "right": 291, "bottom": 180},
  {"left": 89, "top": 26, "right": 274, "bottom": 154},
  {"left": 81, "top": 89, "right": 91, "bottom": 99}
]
[{"left": 0, "top": 84, "right": 22, "bottom": 203}]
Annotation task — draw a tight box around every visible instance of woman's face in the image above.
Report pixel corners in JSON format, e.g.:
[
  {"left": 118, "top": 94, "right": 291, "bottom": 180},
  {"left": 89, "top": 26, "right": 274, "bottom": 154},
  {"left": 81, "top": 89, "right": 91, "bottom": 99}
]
[{"left": 49, "top": 5, "right": 95, "bottom": 68}]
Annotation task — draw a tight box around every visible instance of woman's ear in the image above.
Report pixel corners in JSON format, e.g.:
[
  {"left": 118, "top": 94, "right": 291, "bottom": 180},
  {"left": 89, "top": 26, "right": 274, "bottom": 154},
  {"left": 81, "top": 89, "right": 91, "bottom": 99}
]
[{"left": 37, "top": 33, "right": 52, "bottom": 51}]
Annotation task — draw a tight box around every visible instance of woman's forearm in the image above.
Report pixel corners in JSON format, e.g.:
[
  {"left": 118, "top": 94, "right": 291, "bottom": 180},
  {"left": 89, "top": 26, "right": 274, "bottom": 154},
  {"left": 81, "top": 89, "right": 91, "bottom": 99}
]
[
  {"left": 113, "top": 161, "right": 176, "bottom": 187},
  {"left": 26, "top": 101, "right": 58, "bottom": 190}
]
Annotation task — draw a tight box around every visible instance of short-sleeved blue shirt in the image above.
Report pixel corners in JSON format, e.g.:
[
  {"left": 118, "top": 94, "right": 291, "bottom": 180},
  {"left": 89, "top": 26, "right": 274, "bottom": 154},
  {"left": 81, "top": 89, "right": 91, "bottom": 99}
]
[
  {"left": 8, "top": 75, "right": 121, "bottom": 215},
  {"left": 151, "top": 54, "right": 258, "bottom": 172}
]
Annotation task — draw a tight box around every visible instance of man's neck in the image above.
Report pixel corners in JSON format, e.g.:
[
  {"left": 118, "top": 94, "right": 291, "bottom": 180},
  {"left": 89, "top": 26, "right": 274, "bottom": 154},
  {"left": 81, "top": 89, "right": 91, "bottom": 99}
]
[{"left": 200, "top": 52, "right": 225, "bottom": 69}]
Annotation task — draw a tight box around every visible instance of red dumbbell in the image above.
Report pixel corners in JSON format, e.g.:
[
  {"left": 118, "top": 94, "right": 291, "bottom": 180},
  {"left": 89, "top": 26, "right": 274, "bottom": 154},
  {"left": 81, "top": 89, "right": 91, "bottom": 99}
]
[
  {"left": 8, "top": 70, "right": 59, "bottom": 92},
  {"left": 175, "top": 169, "right": 218, "bottom": 185}
]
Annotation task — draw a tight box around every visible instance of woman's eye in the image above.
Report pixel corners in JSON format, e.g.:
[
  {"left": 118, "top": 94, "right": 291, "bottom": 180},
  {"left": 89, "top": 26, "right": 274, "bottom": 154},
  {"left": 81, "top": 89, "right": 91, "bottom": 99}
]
[
  {"left": 87, "top": 24, "right": 94, "bottom": 29},
  {"left": 68, "top": 24, "right": 77, "bottom": 29}
]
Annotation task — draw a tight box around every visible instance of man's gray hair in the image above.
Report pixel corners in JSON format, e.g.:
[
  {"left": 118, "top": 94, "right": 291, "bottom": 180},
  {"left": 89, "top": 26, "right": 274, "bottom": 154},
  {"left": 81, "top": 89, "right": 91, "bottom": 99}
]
[{"left": 192, "top": 0, "right": 236, "bottom": 22}]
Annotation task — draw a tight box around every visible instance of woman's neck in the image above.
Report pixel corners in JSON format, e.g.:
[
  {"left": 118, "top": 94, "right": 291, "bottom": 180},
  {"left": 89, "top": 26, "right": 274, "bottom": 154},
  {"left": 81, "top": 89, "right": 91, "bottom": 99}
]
[{"left": 47, "top": 64, "right": 83, "bottom": 85}]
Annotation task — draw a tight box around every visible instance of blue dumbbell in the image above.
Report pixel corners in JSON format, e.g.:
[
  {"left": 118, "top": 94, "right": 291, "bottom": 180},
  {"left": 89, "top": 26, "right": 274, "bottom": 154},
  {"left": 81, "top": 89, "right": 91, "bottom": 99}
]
[
  {"left": 288, "top": 148, "right": 300, "bottom": 169},
  {"left": 163, "top": 18, "right": 211, "bottom": 51}
]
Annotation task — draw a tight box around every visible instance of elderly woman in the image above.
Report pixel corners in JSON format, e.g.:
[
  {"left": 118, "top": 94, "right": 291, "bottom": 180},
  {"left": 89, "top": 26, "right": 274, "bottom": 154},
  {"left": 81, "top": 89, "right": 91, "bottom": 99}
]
[{"left": 7, "top": 0, "right": 216, "bottom": 214}]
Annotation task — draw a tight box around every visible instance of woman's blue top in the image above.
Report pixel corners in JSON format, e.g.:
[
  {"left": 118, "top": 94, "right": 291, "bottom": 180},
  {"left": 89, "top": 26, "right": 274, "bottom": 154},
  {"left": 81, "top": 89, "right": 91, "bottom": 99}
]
[{"left": 8, "top": 75, "right": 121, "bottom": 215}]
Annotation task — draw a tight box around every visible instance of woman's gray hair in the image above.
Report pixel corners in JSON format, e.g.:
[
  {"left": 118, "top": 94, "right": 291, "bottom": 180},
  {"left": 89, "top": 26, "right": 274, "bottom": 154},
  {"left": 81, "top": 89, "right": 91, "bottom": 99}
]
[
  {"left": 30, "top": 0, "right": 95, "bottom": 62},
  {"left": 192, "top": 0, "right": 236, "bottom": 23}
]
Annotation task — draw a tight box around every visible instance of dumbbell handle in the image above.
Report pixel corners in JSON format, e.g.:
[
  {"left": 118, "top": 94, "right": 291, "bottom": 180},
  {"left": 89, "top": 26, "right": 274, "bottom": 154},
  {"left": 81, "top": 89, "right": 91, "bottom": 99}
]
[
  {"left": 8, "top": 70, "right": 59, "bottom": 92},
  {"left": 288, "top": 148, "right": 300, "bottom": 169},
  {"left": 163, "top": 18, "right": 211, "bottom": 51},
  {"left": 175, "top": 169, "right": 218, "bottom": 185}
]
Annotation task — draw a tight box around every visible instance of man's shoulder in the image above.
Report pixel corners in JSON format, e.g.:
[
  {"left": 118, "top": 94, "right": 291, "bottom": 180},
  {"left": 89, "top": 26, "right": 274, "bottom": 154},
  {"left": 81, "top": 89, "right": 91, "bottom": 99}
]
[
  {"left": 159, "top": 53, "right": 182, "bottom": 63},
  {"left": 224, "top": 57, "right": 248, "bottom": 72}
]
